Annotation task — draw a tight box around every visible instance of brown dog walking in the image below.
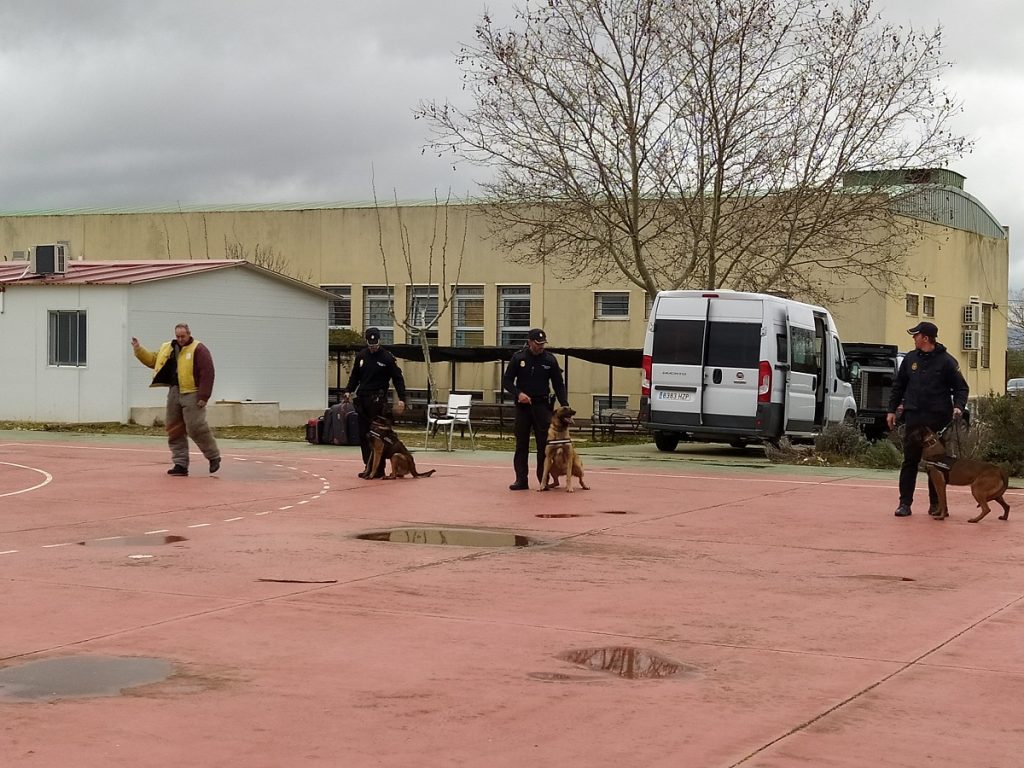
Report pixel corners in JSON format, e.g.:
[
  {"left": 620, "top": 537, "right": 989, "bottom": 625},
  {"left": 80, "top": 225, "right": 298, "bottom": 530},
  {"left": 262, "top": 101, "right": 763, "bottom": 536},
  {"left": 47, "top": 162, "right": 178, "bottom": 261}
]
[{"left": 917, "top": 427, "right": 1010, "bottom": 523}]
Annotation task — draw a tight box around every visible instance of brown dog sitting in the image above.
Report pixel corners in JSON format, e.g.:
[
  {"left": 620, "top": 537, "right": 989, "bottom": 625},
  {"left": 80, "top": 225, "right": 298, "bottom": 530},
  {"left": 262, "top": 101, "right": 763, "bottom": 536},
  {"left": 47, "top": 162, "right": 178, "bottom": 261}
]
[
  {"left": 539, "top": 406, "right": 589, "bottom": 493},
  {"left": 362, "top": 416, "right": 436, "bottom": 480},
  {"left": 917, "top": 426, "right": 1009, "bottom": 523}
]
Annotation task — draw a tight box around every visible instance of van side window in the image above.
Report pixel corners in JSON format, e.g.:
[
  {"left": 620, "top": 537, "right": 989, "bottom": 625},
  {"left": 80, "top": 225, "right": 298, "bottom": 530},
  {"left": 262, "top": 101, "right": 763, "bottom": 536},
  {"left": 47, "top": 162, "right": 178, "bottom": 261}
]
[
  {"left": 777, "top": 334, "right": 788, "bottom": 363},
  {"left": 706, "top": 323, "right": 760, "bottom": 368},
  {"left": 790, "top": 327, "right": 818, "bottom": 374},
  {"left": 651, "top": 319, "right": 704, "bottom": 364}
]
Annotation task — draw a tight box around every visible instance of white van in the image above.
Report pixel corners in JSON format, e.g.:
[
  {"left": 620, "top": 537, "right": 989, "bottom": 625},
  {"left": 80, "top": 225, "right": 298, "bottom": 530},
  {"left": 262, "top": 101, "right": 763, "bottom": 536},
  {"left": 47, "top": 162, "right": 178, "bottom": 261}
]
[{"left": 640, "top": 290, "right": 857, "bottom": 451}]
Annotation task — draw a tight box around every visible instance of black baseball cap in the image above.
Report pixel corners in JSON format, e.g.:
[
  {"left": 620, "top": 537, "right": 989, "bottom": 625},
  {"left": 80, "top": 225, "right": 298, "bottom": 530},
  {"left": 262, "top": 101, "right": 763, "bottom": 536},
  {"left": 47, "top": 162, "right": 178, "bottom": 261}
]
[
  {"left": 907, "top": 321, "right": 938, "bottom": 337},
  {"left": 528, "top": 328, "right": 547, "bottom": 343},
  {"left": 364, "top": 327, "right": 381, "bottom": 343}
]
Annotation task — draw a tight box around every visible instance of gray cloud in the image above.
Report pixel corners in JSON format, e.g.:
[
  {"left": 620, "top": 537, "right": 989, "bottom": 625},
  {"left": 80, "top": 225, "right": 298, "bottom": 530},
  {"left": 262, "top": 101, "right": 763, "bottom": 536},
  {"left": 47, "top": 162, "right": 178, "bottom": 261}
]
[{"left": 0, "top": 0, "right": 1019, "bottom": 287}]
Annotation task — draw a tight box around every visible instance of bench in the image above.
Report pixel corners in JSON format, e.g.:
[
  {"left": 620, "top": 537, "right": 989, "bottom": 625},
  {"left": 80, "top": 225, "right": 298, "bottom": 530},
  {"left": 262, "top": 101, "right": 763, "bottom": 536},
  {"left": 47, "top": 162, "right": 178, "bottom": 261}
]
[{"left": 590, "top": 408, "right": 644, "bottom": 440}]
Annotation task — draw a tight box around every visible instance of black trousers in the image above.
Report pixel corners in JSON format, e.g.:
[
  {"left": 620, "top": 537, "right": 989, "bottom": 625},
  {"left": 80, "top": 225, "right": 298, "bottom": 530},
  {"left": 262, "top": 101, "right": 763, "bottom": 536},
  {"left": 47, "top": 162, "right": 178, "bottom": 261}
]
[
  {"left": 899, "top": 410, "right": 950, "bottom": 507},
  {"left": 354, "top": 392, "right": 389, "bottom": 468},
  {"left": 513, "top": 400, "right": 554, "bottom": 484}
]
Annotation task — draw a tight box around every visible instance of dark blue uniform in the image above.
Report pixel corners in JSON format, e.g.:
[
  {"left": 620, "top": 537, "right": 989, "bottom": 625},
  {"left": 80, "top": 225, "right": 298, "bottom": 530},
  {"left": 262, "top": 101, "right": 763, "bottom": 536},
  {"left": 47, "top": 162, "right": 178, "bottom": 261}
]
[
  {"left": 888, "top": 342, "right": 969, "bottom": 510},
  {"left": 502, "top": 348, "right": 568, "bottom": 486}
]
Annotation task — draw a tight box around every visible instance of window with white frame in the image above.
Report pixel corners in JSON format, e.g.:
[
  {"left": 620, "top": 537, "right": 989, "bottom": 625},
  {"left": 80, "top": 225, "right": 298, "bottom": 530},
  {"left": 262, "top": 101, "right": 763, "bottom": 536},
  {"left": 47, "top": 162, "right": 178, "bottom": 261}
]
[
  {"left": 595, "top": 291, "right": 629, "bottom": 319},
  {"left": 363, "top": 286, "right": 394, "bottom": 344},
  {"left": 48, "top": 310, "right": 87, "bottom": 366},
  {"left": 406, "top": 285, "right": 439, "bottom": 344},
  {"left": 905, "top": 293, "right": 919, "bottom": 315},
  {"left": 922, "top": 295, "right": 935, "bottom": 318},
  {"left": 453, "top": 285, "right": 484, "bottom": 346},
  {"left": 981, "top": 303, "right": 991, "bottom": 369},
  {"left": 322, "top": 285, "right": 351, "bottom": 328},
  {"left": 498, "top": 286, "right": 531, "bottom": 346},
  {"left": 645, "top": 292, "right": 654, "bottom": 318}
]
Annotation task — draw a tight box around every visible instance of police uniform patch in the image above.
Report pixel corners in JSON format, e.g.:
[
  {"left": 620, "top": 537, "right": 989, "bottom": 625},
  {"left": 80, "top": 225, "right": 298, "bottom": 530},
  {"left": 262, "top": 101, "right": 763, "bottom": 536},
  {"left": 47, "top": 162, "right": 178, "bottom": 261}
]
[
  {"left": 520, "top": 360, "right": 526, "bottom": 367},
  {"left": 911, "top": 362, "right": 918, "bottom": 371}
]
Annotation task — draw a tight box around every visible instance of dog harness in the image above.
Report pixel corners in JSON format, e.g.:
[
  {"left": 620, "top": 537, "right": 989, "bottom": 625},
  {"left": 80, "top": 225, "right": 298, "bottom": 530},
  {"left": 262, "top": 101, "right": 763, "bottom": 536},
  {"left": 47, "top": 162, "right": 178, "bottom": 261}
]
[
  {"left": 924, "top": 455, "right": 957, "bottom": 480},
  {"left": 546, "top": 439, "right": 572, "bottom": 446},
  {"left": 368, "top": 430, "right": 395, "bottom": 446}
]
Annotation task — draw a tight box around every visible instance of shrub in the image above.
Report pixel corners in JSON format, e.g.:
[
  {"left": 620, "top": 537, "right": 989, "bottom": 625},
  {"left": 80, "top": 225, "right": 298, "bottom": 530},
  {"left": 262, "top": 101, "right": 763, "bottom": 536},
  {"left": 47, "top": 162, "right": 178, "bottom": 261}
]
[
  {"left": 814, "top": 422, "right": 869, "bottom": 456},
  {"left": 860, "top": 438, "right": 903, "bottom": 469},
  {"left": 973, "top": 395, "right": 1024, "bottom": 476}
]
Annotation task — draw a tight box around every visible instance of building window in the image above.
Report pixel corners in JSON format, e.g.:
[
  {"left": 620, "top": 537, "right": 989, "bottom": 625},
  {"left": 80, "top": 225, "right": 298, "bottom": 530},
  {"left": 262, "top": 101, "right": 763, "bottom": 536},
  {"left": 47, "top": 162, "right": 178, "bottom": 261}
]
[
  {"left": 595, "top": 291, "right": 629, "bottom": 319},
  {"left": 322, "top": 285, "right": 351, "bottom": 328},
  {"left": 981, "top": 303, "right": 991, "bottom": 369},
  {"left": 645, "top": 292, "right": 654, "bottom": 319},
  {"left": 593, "top": 394, "right": 629, "bottom": 416},
  {"left": 453, "top": 286, "right": 485, "bottom": 347},
  {"left": 905, "top": 293, "right": 919, "bottom": 315},
  {"left": 406, "top": 285, "right": 439, "bottom": 345},
  {"left": 48, "top": 310, "right": 87, "bottom": 366},
  {"left": 363, "top": 286, "right": 394, "bottom": 344},
  {"left": 498, "top": 286, "right": 531, "bottom": 346},
  {"left": 922, "top": 295, "right": 935, "bottom": 318}
]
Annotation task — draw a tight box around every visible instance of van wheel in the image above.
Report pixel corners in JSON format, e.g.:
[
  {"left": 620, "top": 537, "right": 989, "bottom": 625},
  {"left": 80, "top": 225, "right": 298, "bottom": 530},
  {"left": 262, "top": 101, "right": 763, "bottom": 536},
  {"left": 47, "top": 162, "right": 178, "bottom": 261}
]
[
  {"left": 843, "top": 410, "right": 856, "bottom": 425},
  {"left": 729, "top": 439, "right": 749, "bottom": 449},
  {"left": 653, "top": 432, "right": 680, "bottom": 452}
]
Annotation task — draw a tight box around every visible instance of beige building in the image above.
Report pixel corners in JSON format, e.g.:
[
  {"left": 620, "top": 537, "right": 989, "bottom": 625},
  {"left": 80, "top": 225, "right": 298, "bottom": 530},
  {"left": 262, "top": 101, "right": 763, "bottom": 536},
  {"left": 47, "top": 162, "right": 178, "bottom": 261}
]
[{"left": 0, "top": 170, "right": 1009, "bottom": 412}]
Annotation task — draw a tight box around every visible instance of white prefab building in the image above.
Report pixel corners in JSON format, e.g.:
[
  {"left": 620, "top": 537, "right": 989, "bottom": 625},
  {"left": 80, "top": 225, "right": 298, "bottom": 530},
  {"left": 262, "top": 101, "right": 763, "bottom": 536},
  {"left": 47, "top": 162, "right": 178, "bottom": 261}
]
[{"left": 0, "top": 260, "right": 330, "bottom": 425}]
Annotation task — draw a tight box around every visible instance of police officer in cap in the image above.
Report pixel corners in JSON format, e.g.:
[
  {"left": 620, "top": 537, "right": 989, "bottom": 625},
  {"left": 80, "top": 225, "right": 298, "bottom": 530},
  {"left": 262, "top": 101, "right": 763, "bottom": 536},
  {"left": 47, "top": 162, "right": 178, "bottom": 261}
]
[
  {"left": 887, "top": 320, "right": 969, "bottom": 517},
  {"left": 344, "top": 327, "right": 407, "bottom": 478},
  {"left": 502, "top": 327, "right": 568, "bottom": 490}
]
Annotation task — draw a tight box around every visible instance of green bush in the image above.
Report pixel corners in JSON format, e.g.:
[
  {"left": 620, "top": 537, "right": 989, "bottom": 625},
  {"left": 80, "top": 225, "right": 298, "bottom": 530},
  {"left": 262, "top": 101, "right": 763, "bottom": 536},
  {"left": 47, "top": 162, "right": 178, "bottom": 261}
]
[
  {"left": 860, "top": 438, "right": 903, "bottom": 469},
  {"left": 973, "top": 395, "right": 1024, "bottom": 476},
  {"left": 814, "top": 421, "right": 869, "bottom": 456}
]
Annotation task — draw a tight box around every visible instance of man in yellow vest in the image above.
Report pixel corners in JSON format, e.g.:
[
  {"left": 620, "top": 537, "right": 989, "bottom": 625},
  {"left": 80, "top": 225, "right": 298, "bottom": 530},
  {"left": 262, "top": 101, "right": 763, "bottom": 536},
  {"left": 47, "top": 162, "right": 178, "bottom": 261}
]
[{"left": 132, "top": 323, "right": 221, "bottom": 476}]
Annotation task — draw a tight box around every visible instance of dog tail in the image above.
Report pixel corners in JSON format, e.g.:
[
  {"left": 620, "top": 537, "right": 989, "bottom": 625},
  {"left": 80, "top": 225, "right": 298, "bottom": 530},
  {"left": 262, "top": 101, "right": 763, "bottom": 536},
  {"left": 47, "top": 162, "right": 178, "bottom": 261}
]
[{"left": 413, "top": 468, "right": 436, "bottom": 478}]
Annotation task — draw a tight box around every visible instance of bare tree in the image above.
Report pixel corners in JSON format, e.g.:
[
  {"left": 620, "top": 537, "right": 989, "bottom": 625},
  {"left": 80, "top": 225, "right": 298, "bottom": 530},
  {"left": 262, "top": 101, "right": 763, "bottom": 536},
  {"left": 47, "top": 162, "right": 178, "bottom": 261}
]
[
  {"left": 224, "top": 237, "right": 314, "bottom": 284},
  {"left": 373, "top": 187, "right": 468, "bottom": 402},
  {"left": 417, "top": 0, "right": 967, "bottom": 304}
]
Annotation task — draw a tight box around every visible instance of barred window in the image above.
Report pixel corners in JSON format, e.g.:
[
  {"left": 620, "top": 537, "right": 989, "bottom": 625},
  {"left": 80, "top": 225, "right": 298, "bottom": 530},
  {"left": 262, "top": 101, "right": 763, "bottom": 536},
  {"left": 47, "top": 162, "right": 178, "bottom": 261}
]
[
  {"left": 363, "top": 286, "right": 394, "bottom": 344},
  {"left": 595, "top": 291, "right": 629, "bottom": 319},
  {"left": 905, "top": 293, "right": 919, "bottom": 315},
  {"left": 406, "top": 285, "right": 439, "bottom": 345},
  {"left": 48, "top": 310, "right": 87, "bottom": 366},
  {"left": 498, "top": 286, "right": 531, "bottom": 346},
  {"left": 922, "top": 295, "right": 935, "bottom": 318},
  {"left": 453, "top": 286, "right": 485, "bottom": 347},
  {"left": 322, "top": 285, "right": 351, "bottom": 328}
]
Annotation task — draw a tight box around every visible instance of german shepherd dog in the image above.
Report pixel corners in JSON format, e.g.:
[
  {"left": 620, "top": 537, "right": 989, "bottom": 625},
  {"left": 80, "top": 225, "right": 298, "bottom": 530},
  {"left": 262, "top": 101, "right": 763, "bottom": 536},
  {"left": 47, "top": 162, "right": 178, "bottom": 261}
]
[
  {"left": 362, "top": 416, "right": 436, "bottom": 480},
  {"left": 916, "top": 426, "right": 1010, "bottom": 522},
  {"left": 539, "top": 406, "right": 589, "bottom": 493}
]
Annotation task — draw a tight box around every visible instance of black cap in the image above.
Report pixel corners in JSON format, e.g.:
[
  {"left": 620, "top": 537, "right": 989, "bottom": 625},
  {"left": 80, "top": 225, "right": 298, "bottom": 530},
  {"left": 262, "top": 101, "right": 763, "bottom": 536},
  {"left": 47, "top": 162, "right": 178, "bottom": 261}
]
[
  {"left": 528, "top": 328, "right": 547, "bottom": 343},
  {"left": 364, "top": 327, "right": 381, "bottom": 344},
  {"left": 907, "top": 321, "right": 938, "bottom": 338}
]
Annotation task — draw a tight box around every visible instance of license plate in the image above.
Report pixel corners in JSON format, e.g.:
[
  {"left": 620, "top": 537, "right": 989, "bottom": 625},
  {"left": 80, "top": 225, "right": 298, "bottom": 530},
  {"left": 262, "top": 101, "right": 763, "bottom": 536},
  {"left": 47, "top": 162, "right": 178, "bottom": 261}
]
[
  {"left": 658, "top": 390, "right": 693, "bottom": 401},
  {"left": 856, "top": 416, "right": 875, "bottom": 425}
]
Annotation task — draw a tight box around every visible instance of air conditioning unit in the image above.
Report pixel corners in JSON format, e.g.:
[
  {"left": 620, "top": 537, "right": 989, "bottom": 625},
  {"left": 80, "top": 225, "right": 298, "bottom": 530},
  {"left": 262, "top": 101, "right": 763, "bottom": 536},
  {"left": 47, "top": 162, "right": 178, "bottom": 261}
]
[
  {"left": 29, "top": 244, "right": 68, "bottom": 275},
  {"left": 11, "top": 250, "right": 27, "bottom": 261},
  {"left": 962, "top": 330, "right": 982, "bottom": 351},
  {"left": 962, "top": 303, "right": 981, "bottom": 325}
]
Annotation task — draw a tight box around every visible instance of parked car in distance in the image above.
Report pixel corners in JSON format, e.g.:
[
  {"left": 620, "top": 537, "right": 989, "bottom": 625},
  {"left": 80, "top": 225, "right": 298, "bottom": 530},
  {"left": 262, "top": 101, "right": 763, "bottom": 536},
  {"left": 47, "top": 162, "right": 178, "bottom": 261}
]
[{"left": 1007, "top": 378, "right": 1024, "bottom": 396}]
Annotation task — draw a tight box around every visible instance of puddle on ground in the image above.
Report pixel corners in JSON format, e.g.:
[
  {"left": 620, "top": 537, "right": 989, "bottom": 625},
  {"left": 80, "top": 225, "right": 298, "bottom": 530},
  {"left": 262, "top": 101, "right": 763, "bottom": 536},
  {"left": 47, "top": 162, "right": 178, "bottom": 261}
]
[
  {"left": 557, "top": 646, "right": 693, "bottom": 680},
  {"left": 355, "top": 528, "right": 546, "bottom": 548},
  {"left": 79, "top": 535, "right": 187, "bottom": 547},
  {"left": 849, "top": 574, "right": 916, "bottom": 582},
  {"left": 597, "top": 510, "right": 634, "bottom": 515},
  {"left": 0, "top": 656, "right": 174, "bottom": 701},
  {"left": 535, "top": 513, "right": 586, "bottom": 519}
]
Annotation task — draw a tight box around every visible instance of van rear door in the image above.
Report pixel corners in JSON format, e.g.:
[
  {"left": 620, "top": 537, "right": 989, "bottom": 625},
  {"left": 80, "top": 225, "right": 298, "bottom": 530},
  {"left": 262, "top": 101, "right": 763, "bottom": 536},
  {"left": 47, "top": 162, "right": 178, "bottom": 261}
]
[
  {"left": 785, "top": 304, "right": 817, "bottom": 432},
  {"left": 650, "top": 295, "right": 706, "bottom": 422},
  {"left": 702, "top": 298, "right": 761, "bottom": 427}
]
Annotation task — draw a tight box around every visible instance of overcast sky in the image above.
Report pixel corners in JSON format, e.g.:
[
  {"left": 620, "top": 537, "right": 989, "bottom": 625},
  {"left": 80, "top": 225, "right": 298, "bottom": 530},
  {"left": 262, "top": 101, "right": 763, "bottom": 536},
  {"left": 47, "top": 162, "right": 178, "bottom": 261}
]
[{"left": 0, "top": 0, "right": 1020, "bottom": 286}]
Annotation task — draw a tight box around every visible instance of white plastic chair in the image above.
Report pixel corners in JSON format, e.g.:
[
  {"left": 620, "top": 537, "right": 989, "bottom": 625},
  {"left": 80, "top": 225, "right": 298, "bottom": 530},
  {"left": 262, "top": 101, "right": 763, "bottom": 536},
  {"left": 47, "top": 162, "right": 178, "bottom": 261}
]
[{"left": 425, "top": 393, "right": 476, "bottom": 451}]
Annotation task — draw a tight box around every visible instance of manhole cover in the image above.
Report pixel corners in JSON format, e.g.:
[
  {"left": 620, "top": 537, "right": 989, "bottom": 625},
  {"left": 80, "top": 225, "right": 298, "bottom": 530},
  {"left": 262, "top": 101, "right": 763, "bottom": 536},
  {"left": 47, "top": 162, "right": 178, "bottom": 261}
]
[
  {"left": 0, "top": 656, "right": 174, "bottom": 701},
  {"left": 79, "top": 535, "right": 187, "bottom": 547},
  {"left": 355, "top": 528, "right": 546, "bottom": 548},
  {"left": 557, "top": 646, "right": 693, "bottom": 679}
]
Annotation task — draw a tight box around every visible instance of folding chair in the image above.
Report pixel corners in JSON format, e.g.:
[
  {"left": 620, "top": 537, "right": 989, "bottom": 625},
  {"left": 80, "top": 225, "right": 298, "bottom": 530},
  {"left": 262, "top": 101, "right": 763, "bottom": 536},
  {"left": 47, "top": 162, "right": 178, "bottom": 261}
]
[{"left": 425, "top": 393, "right": 476, "bottom": 451}]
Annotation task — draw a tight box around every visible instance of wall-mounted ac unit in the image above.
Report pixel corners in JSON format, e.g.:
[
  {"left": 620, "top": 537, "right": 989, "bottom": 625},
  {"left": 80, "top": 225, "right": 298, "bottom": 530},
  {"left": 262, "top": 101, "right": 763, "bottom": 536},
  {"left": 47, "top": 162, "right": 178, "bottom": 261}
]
[
  {"left": 11, "top": 250, "right": 27, "bottom": 261},
  {"left": 29, "top": 244, "right": 68, "bottom": 275},
  {"left": 962, "top": 330, "right": 982, "bottom": 351},
  {"left": 962, "top": 303, "right": 981, "bottom": 325}
]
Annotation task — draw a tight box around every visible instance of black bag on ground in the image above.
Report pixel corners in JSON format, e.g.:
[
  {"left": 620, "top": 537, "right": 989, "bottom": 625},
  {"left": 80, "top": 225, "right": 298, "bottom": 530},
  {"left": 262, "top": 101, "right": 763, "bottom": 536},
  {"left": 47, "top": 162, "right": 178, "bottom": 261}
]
[
  {"left": 305, "top": 416, "right": 324, "bottom": 445},
  {"left": 324, "top": 402, "right": 359, "bottom": 445}
]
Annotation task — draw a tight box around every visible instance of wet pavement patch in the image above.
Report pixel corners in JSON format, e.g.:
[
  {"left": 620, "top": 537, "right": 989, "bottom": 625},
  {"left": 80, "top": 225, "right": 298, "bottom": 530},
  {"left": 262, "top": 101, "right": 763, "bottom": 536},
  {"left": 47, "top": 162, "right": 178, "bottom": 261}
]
[
  {"left": 849, "top": 574, "right": 916, "bottom": 582},
  {"left": 598, "top": 510, "right": 634, "bottom": 515},
  {"left": 79, "top": 535, "right": 187, "bottom": 547},
  {"left": 355, "top": 528, "right": 546, "bottom": 548},
  {"left": 535, "top": 513, "right": 586, "bottom": 518},
  {"left": 0, "top": 656, "right": 175, "bottom": 701},
  {"left": 557, "top": 646, "right": 694, "bottom": 679}
]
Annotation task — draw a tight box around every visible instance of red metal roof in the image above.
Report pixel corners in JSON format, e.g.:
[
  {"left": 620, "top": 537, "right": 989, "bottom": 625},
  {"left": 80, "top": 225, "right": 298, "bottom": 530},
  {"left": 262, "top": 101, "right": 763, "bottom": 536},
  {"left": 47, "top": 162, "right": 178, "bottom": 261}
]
[{"left": 0, "top": 260, "right": 242, "bottom": 285}]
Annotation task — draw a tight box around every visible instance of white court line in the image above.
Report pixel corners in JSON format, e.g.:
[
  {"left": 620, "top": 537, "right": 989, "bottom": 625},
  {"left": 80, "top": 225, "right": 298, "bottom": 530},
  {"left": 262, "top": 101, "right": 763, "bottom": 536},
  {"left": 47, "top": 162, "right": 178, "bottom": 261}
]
[
  {"left": 145, "top": 529, "right": 170, "bottom": 534},
  {"left": 42, "top": 542, "right": 72, "bottom": 548},
  {"left": 224, "top": 517, "right": 244, "bottom": 522},
  {"left": 0, "top": 462, "right": 54, "bottom": 498},
  {"left": 1, "top": 550, "right": 18, "bottom": 555},
  {"left": 278, "top": 505, "right": 293, "bottom": 510},
  {"left": 188, "top": 523, "right": 211, "bottom": 529}
]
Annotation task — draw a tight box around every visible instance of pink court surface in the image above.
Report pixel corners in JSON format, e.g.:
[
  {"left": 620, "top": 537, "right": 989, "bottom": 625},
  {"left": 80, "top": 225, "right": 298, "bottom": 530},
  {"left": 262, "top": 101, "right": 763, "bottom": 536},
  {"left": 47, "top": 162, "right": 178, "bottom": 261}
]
[{"left": 1, "top": 430, "right": 1022, "bottom": 767}]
